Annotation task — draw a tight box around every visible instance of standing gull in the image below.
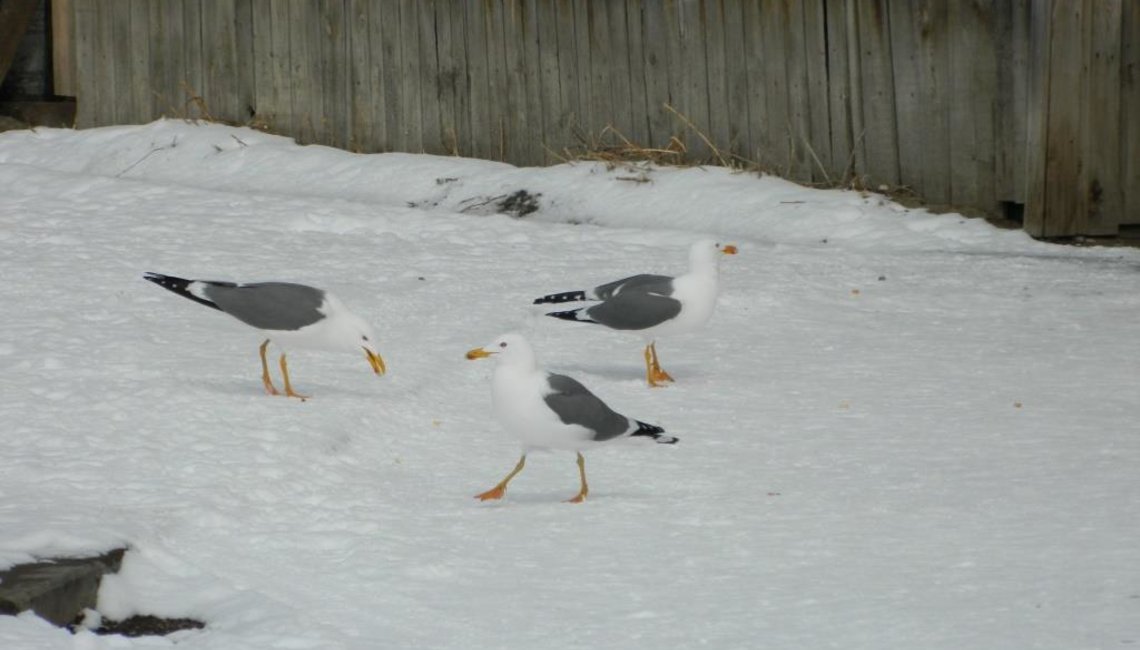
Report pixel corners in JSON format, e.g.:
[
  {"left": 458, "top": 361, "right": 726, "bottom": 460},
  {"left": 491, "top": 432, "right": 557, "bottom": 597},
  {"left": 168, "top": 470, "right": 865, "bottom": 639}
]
[
  {"left": 534, "top": 239, "right": 737, "bottom": 387},
  {"left": 466, "top": 332, "right": 677, "bottom": 503},
  {"left": 144, "top": 272, "right": 385, "bottom": 399}
]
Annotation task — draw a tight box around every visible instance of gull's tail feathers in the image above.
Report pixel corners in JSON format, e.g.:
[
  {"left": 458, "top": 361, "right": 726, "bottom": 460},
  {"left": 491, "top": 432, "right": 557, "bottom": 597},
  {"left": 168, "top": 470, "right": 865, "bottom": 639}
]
[{"left": 631, "top": 421, "right": 678, "bottom": 444}]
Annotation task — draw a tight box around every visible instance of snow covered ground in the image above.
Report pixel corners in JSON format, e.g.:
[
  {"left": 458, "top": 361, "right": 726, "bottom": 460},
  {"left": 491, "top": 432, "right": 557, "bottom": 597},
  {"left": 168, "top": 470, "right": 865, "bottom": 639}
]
[{"left": 0, "top": 120, "right": 1137, "bottom": 649}]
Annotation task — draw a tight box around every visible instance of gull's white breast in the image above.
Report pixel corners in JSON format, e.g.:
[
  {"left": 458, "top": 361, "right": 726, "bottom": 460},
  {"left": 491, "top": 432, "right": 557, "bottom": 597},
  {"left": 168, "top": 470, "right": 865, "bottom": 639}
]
[{"left": 492, "top": 368, "right": 592, "bottom": 451}]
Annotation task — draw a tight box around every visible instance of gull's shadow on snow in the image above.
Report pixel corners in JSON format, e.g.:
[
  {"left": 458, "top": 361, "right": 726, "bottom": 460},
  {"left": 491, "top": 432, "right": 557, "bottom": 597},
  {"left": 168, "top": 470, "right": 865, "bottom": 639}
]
[
  {"left": 471, "top": 490, "right": 655, "bottom": 508},
  {"left": 191, "top": 378, "right": 374, "bottom": 401},
  {"left": 186, "top": 378, "right": 266, "bottom": 398},
  {"left": 554, "top": 362, "right": 707, "bottom": 384}
]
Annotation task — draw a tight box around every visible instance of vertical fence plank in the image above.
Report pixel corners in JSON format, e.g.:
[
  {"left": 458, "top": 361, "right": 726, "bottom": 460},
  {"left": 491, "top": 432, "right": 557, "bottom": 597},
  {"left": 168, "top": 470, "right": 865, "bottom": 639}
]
[
  {"left": 504, "top": 0, "right": 538, "bottom": 163},
  {"left": 397, "top": 0, "right": 422, "bottom": 151},
  {"left": 720, "top": 0, "right": 750, "bottom": 159},
  {"left": 994, "top": 0, "right": 1029, "bottom": 203},
  {"left": 1023, "top": 0, "right": 1051, "bottom": 235},
  {"left": 96, "top": 0, "right": 116, "bottom": 122},
  {"left": 417, "top": 0, "right": 443, "bottom": 154},
  {"left": 251, "top": 0, "right": 274, "bottom": 126},
  {"left": 347, "top": 0, "right": 372, "bottom": 151},
  {"left": 109, "top": 1, "right": 130, "bottom": 124},
  {"left": 703, "top": 0, "right": 731, "bottom": 157},
  {"left": 236, "top": 0, "right": 255, "bottom": 123},
  {"left": 181, "top": 0, "right": 204, "bottom": 119},
  {"left": 676, "top": 0, "right": 710, "bottom": 159},
  {"left": 465, "top": 0, "right": 490, "bottom": 157},
  {"left": 623, "top": 0, "right": 650, "bottom": 146},
  {"left": 572, "top": 0, "right": 592, "bottom": 138},
  {"left": 552, "top": 0, "right": 579, "bottom": 139},
  {"left": 948, "top": 1, "right": 998, "bottom": 212},
  {"left": 522, "top": 0, "right": 545, "bottom": 164},
  {"left": 535, "top": 0, "right": 561, "bottom": 160},
  {"left": 52, "top": 0, "right": 76, "bottom": 97},
  {"left": 264, "top": 0, "right": 291, "bottom": 135},
  {"left": 318, "top": 0, "right": 349, "bottom": 149},
  {"left": 486, "top": 0, "right": 510, "bottom": 159},
  {"left": 287, "top": 1, "right": 317, "bottom": 142},
  {"left": 759, "top": 0, "right": 790, "bottom": 173},
  {"left": 825, "top": 0, "right": 853, "bottom": 179},
  {"left": 145, "top": 0, "right": 167, "bottom": 117},
  {"left": 642, "top": 0, "right": 674, "bottom": 148},
  {"left": 376, "top": 0, "right": 401, "bottom": 151},
  {"left": 587, "top": 0, "right": 614, "bottom": 141},
  {"left": 72, "top": 0, "right": 95, "bottom": 126},
  {"left": 202, "top": 0, "right": 239, "bottom": 123},
  {"left": 433, "top": 0, "right": 458, "bottom": 155},
  {"left": 741, "top": 0, "right": 767, "bottom": 166},
  {"left": 890, "top": 1, "right": 950, "bottom": 203},
  {"left": 1123, "top": 0, "right": 1140, "bottom": 227},
  {"left": 854, "top": 0, "right": 899, "bottom": 186},
  {"left": 785, "top": 0, "right": 812, "bottom": 181},
  {"left": 603, "top": 0, "right": 633, "bottom": 143},
  {"left": 802, "top": 0, "right": 831, "bottom": 183},
  {"left": 1082, "top": 0, "right": 1123, "bottom": 235},
  {"left": 126, "top": 1, "right": 150, "bottom": 123},
  {"left": 1042, "top": 0, "right": 1085, "bottom": 236}
]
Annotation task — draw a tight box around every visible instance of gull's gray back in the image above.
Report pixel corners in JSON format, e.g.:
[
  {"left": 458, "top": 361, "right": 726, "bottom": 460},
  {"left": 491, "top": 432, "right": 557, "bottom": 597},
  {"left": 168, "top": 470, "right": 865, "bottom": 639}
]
[
  {"left": 543, "top": 373, "right": 629, "bottom": 441},
  {"left": 205, "top": 282, "right": 326, "bottom": 331},
  {"left": 585, "top": 276, "right": 682, "bottom": 330},
  {"left": 593, "top": 274, "right": 673, "bottom": 300}
]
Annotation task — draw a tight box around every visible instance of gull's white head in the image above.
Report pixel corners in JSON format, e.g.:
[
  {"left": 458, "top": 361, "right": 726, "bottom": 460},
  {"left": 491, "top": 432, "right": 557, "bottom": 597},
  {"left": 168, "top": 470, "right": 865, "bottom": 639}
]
[
  {"left": 324, "top": 298, "right": 386, "bottom": 375},
  {"left": 466, "top": 332, "right": 537, "bottom": 369},
  {"left": 689, "top": 239, "right": 739, "bottom": 272}
]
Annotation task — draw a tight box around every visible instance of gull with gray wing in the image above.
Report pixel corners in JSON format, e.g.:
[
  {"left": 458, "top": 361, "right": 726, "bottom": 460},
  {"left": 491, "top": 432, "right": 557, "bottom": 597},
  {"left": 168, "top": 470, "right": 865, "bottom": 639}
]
[
  {"left": 144, "top": 272, "right": 385, "bottom": 399},
  {"left": 466, "top": 332, "right": 676, "bottom": 503},
  {"left": 535, "top": 239, "right": 737, "bottom": 387}
]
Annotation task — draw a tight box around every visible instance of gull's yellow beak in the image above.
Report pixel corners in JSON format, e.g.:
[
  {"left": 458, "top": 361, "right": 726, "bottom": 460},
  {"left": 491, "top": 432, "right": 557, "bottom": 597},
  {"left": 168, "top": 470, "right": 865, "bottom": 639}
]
[
  {"left": 721, "top": 244, "right": 738, "bottom": 255},
  {"left": 364, "top": 348, "right": 386, "bottom": 375},
  {"left": 466, "top": 347, "right": 494, "bottom": 360}
]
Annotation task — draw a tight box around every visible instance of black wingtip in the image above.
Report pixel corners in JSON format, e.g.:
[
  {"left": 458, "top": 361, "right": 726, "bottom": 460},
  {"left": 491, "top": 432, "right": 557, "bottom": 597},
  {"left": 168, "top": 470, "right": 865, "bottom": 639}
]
[
  {"left": 143, "top": 271, "right": 223, "bottom": 311},
  {"left": 545, "top": 308, "right": 596, "bottom": 324},
  {"left": 534, "top": 290, "right": 588, "bottom": 305}
]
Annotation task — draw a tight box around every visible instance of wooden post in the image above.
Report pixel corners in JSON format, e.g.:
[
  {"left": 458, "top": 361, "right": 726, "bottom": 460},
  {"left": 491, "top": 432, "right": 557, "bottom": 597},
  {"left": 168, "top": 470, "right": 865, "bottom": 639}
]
[
  {"left": 1082, "top": 0, "right": 1123, "bottom": 236},
  {"left": 1023, "top": 0, "right": 1052, "bottom": 236},
  {"left": 51, "top": 0, "right": 75, "bottom": 96}
]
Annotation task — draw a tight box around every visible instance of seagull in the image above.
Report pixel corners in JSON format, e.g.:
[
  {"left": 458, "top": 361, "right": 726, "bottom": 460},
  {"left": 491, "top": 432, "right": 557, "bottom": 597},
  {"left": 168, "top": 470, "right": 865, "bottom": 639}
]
[
  {"left": 466, "top": 332, "right": 677, "bottom": 503},
  {"left": 143, "top": 272, "right": 385, "bottom": 399},
  {"left": 534, "top": 239, "right": 737, "bottom": 387}
]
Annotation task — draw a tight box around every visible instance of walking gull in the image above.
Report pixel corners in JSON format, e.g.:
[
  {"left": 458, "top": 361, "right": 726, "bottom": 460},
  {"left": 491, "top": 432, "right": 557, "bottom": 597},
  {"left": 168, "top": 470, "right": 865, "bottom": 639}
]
[
  {"left": 534, "top": 239, "right": 737, "bottom": 387},
  {"left": 466, "top": 332, "right": 677, "bottom": 503},
  {"left": 144, "top": 272, "right": 385, "bottom": 399}
]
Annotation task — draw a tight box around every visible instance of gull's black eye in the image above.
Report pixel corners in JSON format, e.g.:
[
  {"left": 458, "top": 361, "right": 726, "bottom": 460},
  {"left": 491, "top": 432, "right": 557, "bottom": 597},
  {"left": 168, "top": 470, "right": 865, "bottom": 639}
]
[
  {"left": 499, "top": 342, "right": 508, "bottom": 348},
  {"left": 362, "top": 335, "right": 370, "bottom": 341}
]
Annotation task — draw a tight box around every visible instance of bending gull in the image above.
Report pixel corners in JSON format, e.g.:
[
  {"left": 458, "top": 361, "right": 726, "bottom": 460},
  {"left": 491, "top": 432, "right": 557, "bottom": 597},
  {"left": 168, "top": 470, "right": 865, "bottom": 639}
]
[
  {"left": 144, "top": 272, "right": 385, "bottom": 399},
  {"left": 534, "top": 239, "right": 737, "bottom": 387},
  {"left": 466, "top": 332, "right": 676, "bottom": 503}
]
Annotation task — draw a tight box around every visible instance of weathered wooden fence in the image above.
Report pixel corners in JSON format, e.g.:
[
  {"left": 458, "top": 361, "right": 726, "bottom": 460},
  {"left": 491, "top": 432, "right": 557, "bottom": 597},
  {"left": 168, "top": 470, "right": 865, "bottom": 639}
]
[{"left": 67, "top": 0, "right": 1140, "bottom": 238}]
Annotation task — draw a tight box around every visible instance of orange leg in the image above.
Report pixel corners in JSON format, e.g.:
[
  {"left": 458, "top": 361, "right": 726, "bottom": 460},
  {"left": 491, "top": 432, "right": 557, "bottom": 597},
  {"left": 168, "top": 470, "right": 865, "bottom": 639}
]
[
  {"left": 566, "top": 452, "right": 589, "bottom": 503},
  {"left": 278, "top": 353, "right": 309, "bottom": 401},
  {"left": 643, "top": 342, "right": 674, "bottom": 387},
  {"left": 259, "top": 340, "right": 280, "bottom": 395},
  {"left": 475, "top": 455, "right": 526, "bottom": 501},
  {"left": 644, "top": 345, "right": 662, "bottom": 387},
  {"left": 650, "top": 343, "right": 675, "bottom": 383}
]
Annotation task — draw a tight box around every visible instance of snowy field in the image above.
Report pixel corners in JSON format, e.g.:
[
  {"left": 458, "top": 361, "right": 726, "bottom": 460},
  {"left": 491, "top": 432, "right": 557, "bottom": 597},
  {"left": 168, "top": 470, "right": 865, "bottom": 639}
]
[{"left": 1, "top": 120, "right": 1138, "bottom": 649}]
